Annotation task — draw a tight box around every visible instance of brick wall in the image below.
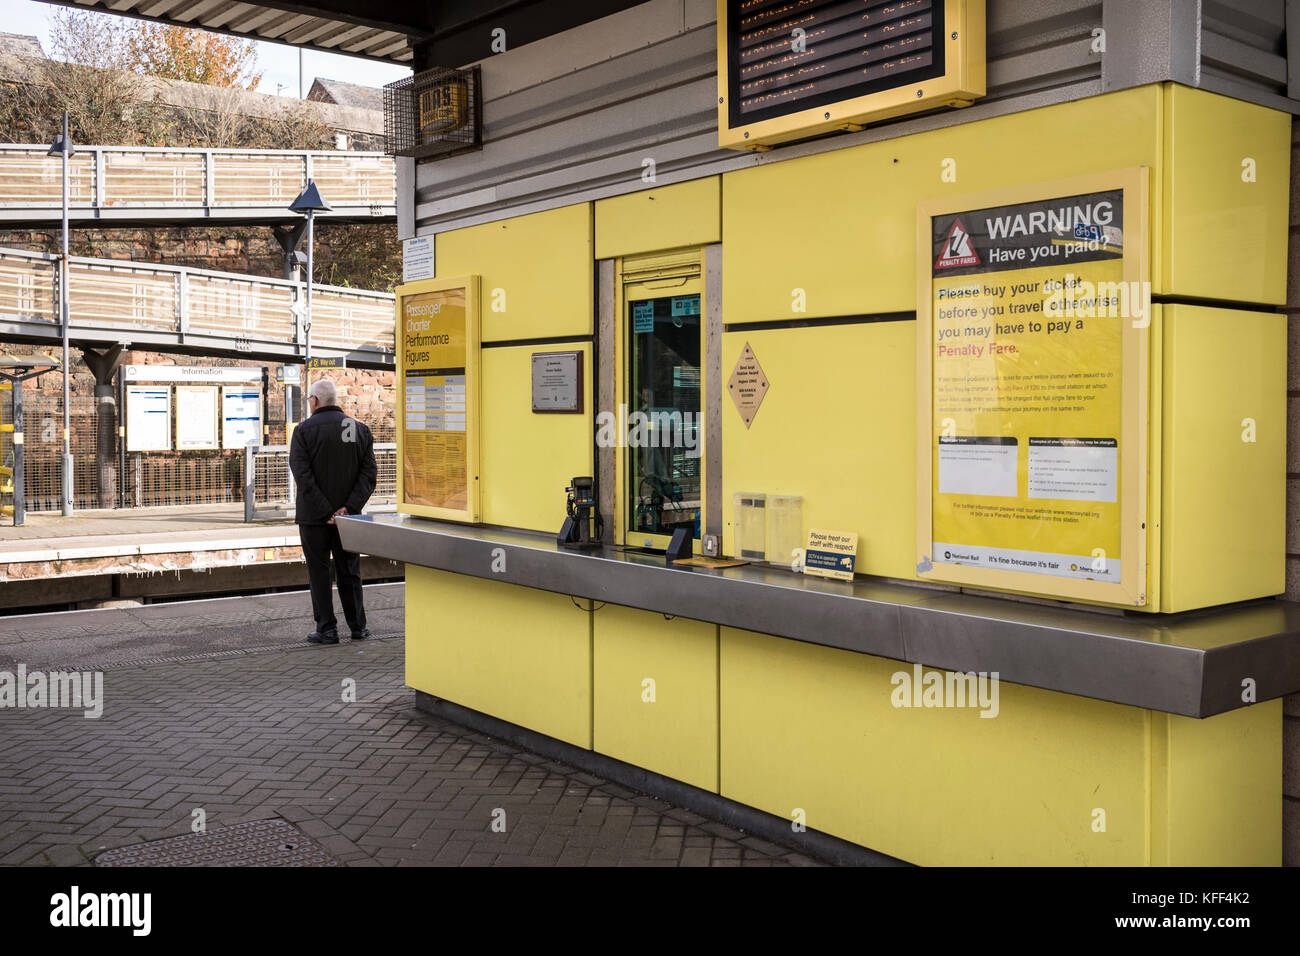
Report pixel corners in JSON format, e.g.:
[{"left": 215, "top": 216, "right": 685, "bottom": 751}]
[{"left": 0, "top": 220, "right": 399, "bottom": 289}]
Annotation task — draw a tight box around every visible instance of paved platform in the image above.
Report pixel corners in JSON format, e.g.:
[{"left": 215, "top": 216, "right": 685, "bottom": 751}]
[
  {"left": 0, "top": 587, "right": 820, "bottom": 867},
  {"left": 0, "top": 505, "right": 399, "bottom": 609}
]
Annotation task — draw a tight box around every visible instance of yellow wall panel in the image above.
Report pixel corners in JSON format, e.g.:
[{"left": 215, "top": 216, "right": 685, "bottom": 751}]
[
  {"left": 1162, "top": 85, "right": 1291, "bottom": 305},
  {"left": 1162, "top": 702, "right": 1282, "bottom": 866},
  {"left": 405, "top": 567, "right": 592, "bottom": 748},
  {"left": 723, "top": 86, "right": 1163, "bottom": 322},
  {"left": 593, "top": 605, "right": 718, "bottom": 792},
  {"left": 721, "top": 322, "right": 916, "bottom": 577},
  {"left": 1160, "top": 305, "right": 1286, "bottom": 611},
  {"left": 595, "top": 178, "right": 721, "bottom": 259},
  {"left": 482, "top": 343, "right": 593, "bottom": 532},
  {"left": 436, "top": 203, "right": 593, "bottom": 341},
  {"left": 720, "top": 627, "right": 1150, "bottom": 866}
]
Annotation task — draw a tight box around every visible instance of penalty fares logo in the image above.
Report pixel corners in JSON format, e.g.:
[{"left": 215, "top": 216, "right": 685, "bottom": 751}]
[{"left": 935, "top": 218, "right": 981, "bottom": 270}]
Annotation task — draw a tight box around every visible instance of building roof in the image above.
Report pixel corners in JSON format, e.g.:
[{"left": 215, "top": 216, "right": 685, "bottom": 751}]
[
  {"left": 307, "top": 78, "right": 383, "bottom": 113},
  {"left": 0, "top": 33, "right": 44, "bottom": 59}
]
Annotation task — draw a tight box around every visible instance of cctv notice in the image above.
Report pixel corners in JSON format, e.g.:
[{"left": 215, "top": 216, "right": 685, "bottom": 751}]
[
  {"left": 402, "top": 288, "right": 469, "bottom": 511},
  {"left": 929, "top": 188, "right": 1132, "bottom": 581}
]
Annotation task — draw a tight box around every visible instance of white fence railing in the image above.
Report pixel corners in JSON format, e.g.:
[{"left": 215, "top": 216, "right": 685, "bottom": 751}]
[
  {"left": 0, "top": 246, "right": 395, "bottom": 354},
  {"left": 0, "top": 144, "right": 395, "bottom": 213}
]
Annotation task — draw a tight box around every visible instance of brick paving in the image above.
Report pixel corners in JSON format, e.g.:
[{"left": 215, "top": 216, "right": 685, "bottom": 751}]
[{"left": 0, "top": 595, "right": 822, "bottom": 867}]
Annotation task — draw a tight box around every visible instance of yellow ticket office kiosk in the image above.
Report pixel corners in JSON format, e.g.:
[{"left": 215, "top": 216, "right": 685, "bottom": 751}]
[{"left": 341, "top": 82, "right": 1297, "bottom": 866}]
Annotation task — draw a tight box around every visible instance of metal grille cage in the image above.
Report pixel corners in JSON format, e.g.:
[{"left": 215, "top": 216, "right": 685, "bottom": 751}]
[{"left": 384, "top": 66, "right": 482, "bottom": 160}]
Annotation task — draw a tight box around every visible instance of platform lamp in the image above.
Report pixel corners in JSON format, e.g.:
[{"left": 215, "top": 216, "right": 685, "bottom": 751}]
[
  {"left": 48, "top": 112, "right": 74, "bottom": 516},
  {"left": 289, "top": 180, "right": 331, "bottom": 404}
]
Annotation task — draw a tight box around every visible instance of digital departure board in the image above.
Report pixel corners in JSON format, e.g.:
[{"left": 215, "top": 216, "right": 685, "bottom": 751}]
[{"left": 717, "top": 0, "right": 985, "bottom": 150}]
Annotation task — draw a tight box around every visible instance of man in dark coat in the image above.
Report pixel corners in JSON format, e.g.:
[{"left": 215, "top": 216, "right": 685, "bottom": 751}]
[{"left": 289, "top": 377, "right": 377, "bottom": 645}]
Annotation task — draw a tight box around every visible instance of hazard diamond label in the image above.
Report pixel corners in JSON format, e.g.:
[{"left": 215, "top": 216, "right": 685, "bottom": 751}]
[{"left": 935, "top": 218, "right": 981, "bottom": 270}]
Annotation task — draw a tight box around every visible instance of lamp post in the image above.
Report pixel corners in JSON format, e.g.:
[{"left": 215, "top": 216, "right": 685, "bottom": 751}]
[
  {"left": 48, "top": 112, "right": 74, "bottom": 516},
  {"left": 289, "top": 180, "right": 331, "bottom": 398}
]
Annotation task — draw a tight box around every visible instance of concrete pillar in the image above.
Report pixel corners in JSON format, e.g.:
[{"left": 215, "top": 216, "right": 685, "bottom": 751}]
[{"left": 81, "top": 345, "right": 124, "bottom": 510}]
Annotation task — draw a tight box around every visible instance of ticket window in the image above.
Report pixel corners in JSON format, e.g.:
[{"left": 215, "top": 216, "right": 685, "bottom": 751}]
[{"left": 618, "top": 254, "right": 705, "bottom": 549}]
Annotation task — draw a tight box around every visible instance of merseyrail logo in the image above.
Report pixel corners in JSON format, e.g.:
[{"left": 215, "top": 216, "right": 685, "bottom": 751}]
[{"left": 935, "top": 218, "right": 981, "bottom": 270}]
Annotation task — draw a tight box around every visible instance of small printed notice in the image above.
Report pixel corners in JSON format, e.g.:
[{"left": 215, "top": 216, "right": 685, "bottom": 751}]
[
  {"left": 403, "top": 236, "right": 436, "bottom": 283},
  {"left": 671, "top": 295, "right": 700, "bottom": 317},
  {"left": 221, "top": 386, "right": 263, "bottom": 449},
  {"left": 803, "top": 528, "right": 858, "bottom": 581},
  {"left": 937, "top": 437, "right": 1018, "bottom": 497},
  {"left": 531, "top": 351, "right": 583, "bottom": 413},
  {"left": 728, "top": 341, "right": 769, "bottom": 429},
  {"left": 175, "top": 386, "right": 218, "bottom": 450},
  {"left": 633, "top": 301, "right": 654, "bottom": 333},
  {"left": 1027, "top": 437, "right": 1117, "bottom": 502},
  {"left": 126, "top": 385, "right": 171, "bottom": 452}
]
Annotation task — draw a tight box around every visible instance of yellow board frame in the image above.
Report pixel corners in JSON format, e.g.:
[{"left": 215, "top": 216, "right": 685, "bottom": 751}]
[
  {"left": 395, "top": 274, "right": 482, "bottom": 523},
  {"left": 915, "top": 168, "right": 1150, "bottom": 607},
  {"left": 717, "top": 0, "right": 986, "bottom": 151}
]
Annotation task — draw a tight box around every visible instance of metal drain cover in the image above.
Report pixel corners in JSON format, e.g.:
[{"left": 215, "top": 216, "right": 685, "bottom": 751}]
[{"left": 96, "top": 819, "right": 342, "bottom": 867}]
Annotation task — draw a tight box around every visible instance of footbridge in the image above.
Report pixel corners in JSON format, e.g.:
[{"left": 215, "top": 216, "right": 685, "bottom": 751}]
[
  {"left": 0, "top": 246, "right": 394, "bottom": 367},
  {"left": 0, "top": 144, "right": 395, "bottom": 226}
]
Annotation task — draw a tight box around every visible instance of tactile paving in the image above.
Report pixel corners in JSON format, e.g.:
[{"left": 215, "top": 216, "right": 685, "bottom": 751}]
[{"left": 95, "top": 818, "right": 341, "bottom": 867}]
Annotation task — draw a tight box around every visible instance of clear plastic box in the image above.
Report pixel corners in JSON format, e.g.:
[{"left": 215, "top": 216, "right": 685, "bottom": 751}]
[{"left": 733, "top": 493, "right": 766, "bottom": 560}]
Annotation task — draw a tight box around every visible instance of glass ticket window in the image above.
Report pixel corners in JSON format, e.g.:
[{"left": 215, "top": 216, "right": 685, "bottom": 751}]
[{"left": 622, "top": 274, "right": 703, "bottom": 549}]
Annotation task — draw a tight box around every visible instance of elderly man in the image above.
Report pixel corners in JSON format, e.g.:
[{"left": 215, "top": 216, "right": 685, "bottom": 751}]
[{"left": 289, "top": 377, "right": 377, "bottom": 645}]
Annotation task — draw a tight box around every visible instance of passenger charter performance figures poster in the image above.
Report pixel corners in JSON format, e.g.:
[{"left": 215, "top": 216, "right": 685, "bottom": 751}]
[
  {"left": 926, "top": 186, "right": 1135, "bottom": 585},
  {"left": 401, "top": 287, "right": 470, "bottom": 514}
]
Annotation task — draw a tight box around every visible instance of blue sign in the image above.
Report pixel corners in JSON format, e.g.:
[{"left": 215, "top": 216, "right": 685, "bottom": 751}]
[
  {"left": 671, "top": 295, "right": 700, "bottom": 318},
  {"left": 633, "top": 301, "right": 654, "bottom": 333},
  {"left": 805, "top": 550, "right": 855, "bottom": 574}
]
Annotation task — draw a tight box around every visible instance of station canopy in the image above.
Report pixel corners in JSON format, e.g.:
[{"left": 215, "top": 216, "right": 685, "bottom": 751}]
[{"left": 35, "top": 0, "right": 647, "bottom": 66}]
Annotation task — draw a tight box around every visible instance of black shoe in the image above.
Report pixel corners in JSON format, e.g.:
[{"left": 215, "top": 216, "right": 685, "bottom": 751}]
[
  {"left": 350, "top": 628, "right": 371, "bottom": 641},
  {"left": 308, "top": 629, "right": 339, "bottom": 645}
]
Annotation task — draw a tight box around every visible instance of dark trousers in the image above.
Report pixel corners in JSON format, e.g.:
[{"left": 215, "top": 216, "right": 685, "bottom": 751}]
[{"left": 299, "top": 523, "right": 366, "bottom": 634}]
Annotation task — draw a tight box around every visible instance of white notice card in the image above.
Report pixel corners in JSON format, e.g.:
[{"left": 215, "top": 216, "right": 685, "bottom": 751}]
[{"left": 937, "top": 437, "right": 1018, "bottom": 497}]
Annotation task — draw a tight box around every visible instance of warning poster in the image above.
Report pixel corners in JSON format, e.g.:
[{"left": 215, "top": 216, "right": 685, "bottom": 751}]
[
  {"left": 924, "top": 181, "right": 1145, "bottom": 589},
  {"left": 401, "top": 286, "right": 471, "bottom": 515}
]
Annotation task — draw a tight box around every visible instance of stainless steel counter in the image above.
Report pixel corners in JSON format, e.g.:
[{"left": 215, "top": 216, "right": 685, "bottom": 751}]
[{"left": 338, "top": 513, "right": 1300, "bottom": 718}]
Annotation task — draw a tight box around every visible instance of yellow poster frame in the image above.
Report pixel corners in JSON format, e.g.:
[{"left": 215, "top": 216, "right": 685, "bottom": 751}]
[
  {"left": 395, "top": 274, "right": 481, "bottom": 523},
  {"left": 915, "top": 167, "right": 1150, "bottom": 607}
]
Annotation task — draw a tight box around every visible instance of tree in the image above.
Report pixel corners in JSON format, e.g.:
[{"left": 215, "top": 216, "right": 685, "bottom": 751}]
[{"left": 125, "top": 23, "right": 262, "bottom": 91}]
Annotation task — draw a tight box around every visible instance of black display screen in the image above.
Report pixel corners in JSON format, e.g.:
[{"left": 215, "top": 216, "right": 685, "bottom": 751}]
[{"left": 727, "top": 0, "right": 947, "bottom": 129}]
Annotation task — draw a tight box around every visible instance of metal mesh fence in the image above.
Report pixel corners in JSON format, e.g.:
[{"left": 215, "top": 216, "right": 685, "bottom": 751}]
[
  {"left": 383, "top": 66, "right": 481, "bottom": 159},
  {"left": 128, "top": 452, "right": 244, "bottom": 508},
  {"left": 15, "top": 392, "right": 101, "bottom": 512},
  {"left": 247, "top": 445, "right": 397, "bottom": 511},
  {"left": 6, "top": 359, "right": 395, "bottom": 514}
]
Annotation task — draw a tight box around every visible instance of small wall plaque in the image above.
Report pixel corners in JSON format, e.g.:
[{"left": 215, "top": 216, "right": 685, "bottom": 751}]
[{"left": 532, "top": 350, "right": 583, "bottom": 413}]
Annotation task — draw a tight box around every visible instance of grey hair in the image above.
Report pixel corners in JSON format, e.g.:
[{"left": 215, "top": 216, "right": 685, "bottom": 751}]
[{"left": 309, "top": 378, "right": 338, "bottom": 406}]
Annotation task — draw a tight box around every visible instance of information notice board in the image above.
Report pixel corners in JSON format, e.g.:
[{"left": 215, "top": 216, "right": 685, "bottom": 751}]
[
  {"left": 396, "top": 275, "right": 480, "bottom": 522},
  {"left": 916, "top": 168, "right": 1149, "bottom": 606}
]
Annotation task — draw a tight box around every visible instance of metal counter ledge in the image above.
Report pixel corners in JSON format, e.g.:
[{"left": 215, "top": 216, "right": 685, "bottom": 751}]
[{"left": 338, "top": 513, "right": 1300, "bottom": 718}]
